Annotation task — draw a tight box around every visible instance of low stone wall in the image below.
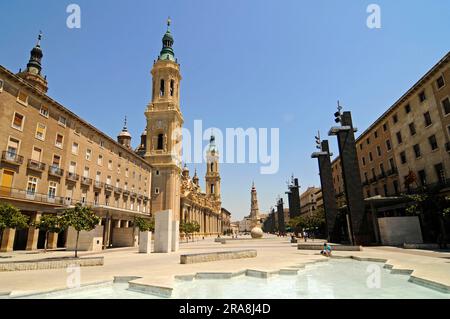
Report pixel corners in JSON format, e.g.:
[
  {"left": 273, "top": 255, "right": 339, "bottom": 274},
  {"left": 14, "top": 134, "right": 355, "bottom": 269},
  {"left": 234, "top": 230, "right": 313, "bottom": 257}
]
[
  {"left": 0, "top": 257, "right": 104, "bottom": 272},
  {"left": 403, "top": 243, "right": 440, "bottom": 250},
  {"left": 180, "top": 249, "right": 257, "bottom": 264},
  {"left": 297, "top": 244, "right": 362, "bottom": 251}
]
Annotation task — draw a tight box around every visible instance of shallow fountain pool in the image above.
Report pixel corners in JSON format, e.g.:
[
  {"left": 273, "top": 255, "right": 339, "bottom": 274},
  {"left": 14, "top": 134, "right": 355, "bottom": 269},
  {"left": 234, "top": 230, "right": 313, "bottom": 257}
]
[{"left": 18, "top": 260, "right": 449, "bottom": 299}]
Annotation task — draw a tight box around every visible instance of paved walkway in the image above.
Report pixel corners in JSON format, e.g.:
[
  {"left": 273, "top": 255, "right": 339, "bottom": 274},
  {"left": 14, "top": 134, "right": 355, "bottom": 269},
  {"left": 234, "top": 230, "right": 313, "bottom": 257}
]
[{"left": 1, "top": 235, "right": 449, "bottom": 296}]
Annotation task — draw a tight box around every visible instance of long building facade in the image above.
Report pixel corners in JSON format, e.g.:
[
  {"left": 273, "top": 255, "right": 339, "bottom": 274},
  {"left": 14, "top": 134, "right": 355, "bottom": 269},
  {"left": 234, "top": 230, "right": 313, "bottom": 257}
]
[
  {"left": 0, "top": 22, "right": 229, "bottom": 252},
  {"left": 331, "top": 52, "right": 450, "bottom": 203}
]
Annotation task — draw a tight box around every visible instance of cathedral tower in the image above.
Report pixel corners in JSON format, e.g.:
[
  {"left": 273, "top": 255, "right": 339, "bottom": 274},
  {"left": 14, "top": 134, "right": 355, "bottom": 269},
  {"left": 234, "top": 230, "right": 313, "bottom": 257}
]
[
  {"left": 205, "top": 134, "right": 221, "bottom": 200},
  {"left": 17, "top": 32, "right": 48, "bottom": 93},
  {"left": 145, "top": 19, "right": 183, "bottom": 220}
]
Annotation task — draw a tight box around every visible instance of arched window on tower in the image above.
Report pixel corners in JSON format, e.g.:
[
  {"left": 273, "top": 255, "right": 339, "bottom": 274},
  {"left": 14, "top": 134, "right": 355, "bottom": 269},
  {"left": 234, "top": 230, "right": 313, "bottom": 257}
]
[
  {"left": 170, "top": 79, "right": 175, "bottom": 96},
  {"left": 210, "top": 162, "right": 214, "bottom": 172},
  {"left": 210, "top": 184, "right": 215, "bottom": 194},
  {"left": 157, "top": 134, "right": 164, "bottom": 150},
  {"left": 160, "top": 79, "right": 165, "bottom": 97}
]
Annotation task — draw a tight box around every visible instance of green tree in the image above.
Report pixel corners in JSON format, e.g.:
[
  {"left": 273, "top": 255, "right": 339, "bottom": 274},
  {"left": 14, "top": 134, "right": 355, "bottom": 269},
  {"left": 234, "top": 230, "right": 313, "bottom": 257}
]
[
  {"left": 180, "top": 221, "right": 200, "bottom": 242},
  {"left": 0, "top": 203, "right": 29, "bottom": 243},
  {"left": 61, "top": 204, "right": 100, "bottom": 258},
  {"left": 134, "top": 216, "right": 154, "bottom": 232},
  {"left": 34, "top": 214, "right": 65, "bottom": 252}
]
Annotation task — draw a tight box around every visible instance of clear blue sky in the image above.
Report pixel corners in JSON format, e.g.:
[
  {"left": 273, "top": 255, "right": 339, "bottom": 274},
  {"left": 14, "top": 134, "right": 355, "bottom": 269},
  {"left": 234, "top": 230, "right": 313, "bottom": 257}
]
[{"left": 1, "top": 1, "right": 449, "bottom": 221}]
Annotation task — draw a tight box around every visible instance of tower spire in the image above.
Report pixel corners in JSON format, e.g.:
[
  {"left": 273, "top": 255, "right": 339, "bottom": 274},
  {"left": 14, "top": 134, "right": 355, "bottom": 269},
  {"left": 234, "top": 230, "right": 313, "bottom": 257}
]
[
  {"left": 159, "top": 17, "right": 175, "bottom": 61},
  {"left": 17, "top": 31, "right": 48, "bottom": 93}
]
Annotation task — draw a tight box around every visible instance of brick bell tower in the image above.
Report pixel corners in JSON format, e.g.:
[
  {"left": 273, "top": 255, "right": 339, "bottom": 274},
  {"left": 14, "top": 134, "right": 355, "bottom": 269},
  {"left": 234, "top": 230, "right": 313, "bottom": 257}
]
[{"left": 145, "top": 18, "right": 183, "bottom": 220}]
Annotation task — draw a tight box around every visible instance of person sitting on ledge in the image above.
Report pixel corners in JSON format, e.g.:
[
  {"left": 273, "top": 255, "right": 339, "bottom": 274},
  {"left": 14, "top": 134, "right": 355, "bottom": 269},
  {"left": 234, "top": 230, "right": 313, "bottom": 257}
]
[{"left": 320, "top": 243, "right": 332, "bottom": 257}]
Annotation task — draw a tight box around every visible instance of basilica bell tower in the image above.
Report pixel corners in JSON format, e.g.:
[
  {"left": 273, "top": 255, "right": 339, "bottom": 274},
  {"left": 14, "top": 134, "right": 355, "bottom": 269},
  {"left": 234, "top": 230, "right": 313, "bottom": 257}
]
[
  {"left": 205, "top": 134, "right": 221, "bottom": 202},
  {"left": 145, "top": 18, "right": 183, "bottom": 220}
]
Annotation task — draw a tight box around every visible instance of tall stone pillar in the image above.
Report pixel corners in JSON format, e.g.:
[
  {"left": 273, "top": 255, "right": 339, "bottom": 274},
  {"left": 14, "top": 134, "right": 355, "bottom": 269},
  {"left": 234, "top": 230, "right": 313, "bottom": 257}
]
[
  {"left": 277, "top": 198, "right": 285, "bottom": 234},
  {"left": 0, "top": 228, "right": 16, "bottom": 252},
  {"left": 26, "top": 212, "right": 42, "bottom": 251},
  {"left": 286, "top": 178, "right": 301, "bottom": 219},
  {"left": 312, "top": 140, "right": 340, "bottom": 243},
  {"left": 47, "top": 232, "right": 58, "bottom": 249},
  {"left": 329, "top": 111, "right": 369, "bottom": 245},
  {"left": 154, "top": 209, "right": 173, "bottom": 253}
]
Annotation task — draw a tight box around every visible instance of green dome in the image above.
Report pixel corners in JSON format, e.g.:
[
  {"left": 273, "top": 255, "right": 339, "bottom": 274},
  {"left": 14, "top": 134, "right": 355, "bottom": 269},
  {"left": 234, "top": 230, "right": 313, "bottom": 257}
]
[{"left": 158, "top": 19, "right": 176, "bottom": 62}]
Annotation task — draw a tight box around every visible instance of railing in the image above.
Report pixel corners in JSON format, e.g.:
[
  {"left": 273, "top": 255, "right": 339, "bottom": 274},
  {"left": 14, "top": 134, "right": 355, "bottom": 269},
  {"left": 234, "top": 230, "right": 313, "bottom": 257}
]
[
  {"left": 105, "top": 184, "right": 114, "bottom": 192},
  {"left": 114, "top": 187, "right": 123, "bottom": 194},
  {"left": 387, "top": 167, "right": 398, "bottom": 176},
  {"left": 0, "top": 187, "right": 65, "bottom": 205},
  {"left": 1, "top": 151, "right": 24, "bottom": 165},
  {"left": 138, "top": 194, "right": 144, "bottom": 200},
  {"left": 66, "top": 172, "right": 79, "bottom": 182},
  {"left": 27, "top": 159, "right": 46, "bottom": 172},
  {"left": 130, "top": 192, "right": 137, "bottom": 198},
  {"left": 48, "top": 165, "right": 64, "bottom": 177},
  {"left": 94, "top": 181, "right": 104, "bottom": 189},
  {"left": 123, "top": 189, "right": 130, "bottom": 196},
  {"left": 80, "top": 176, "right": 93, "bottom": 186},
  {"left": 378, "top": 172, "right": 387, "bottom": 180}
]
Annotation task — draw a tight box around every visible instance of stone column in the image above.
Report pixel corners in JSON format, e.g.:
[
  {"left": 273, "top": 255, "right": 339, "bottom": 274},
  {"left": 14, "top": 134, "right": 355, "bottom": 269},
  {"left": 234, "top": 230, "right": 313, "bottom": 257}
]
[
  {"left": 312, "top": 140, "right": 340, "bottom": 243},
  {"left": 172, "top": 220, "right": 179, "bottom": 252},
  {"left": 330, "top": 111, "right": 369, "bottom": 245},
  {"left": 26, "top": 212, "right": 42, "bottom": 251},
  {"left": 47, "top": 232, "right": 58, "bottom": 249},
  {"left": 154, "top": 209, "right": 172, "bottom": 253},
  {"left": 0, "top": 228, "right": 16, "bottom": 252}
]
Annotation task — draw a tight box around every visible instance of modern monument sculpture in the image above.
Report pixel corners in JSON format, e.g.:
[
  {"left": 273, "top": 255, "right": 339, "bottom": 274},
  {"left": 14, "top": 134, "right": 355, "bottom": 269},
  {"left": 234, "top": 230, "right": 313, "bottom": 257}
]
[{"left": 329, "top": 103, "right": 370, "bottom": 245}]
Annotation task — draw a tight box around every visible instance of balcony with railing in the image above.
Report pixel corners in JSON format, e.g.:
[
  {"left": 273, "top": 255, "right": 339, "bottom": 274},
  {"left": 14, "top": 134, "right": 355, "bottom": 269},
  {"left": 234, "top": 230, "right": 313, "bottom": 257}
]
[
  {"left": 105, "top": 183, "right": 114, "bottom": 192},
  {"left": 81, "top": 176, "right": 93, "bottom": 186},
  {"left": 387, "top": 167, "right": 398, "bottom": 176},
  {"left": 66, "top": 172, "right": 80, "bottom": 182},
  {"left": 48, "top": 165, "right": 64, "bottom": 177},
  {"left": 1, "top": 151, "right": 24, "bottom": 165},
  {"left": 123, "top": 189, "right": 130, "bottom": 196},
  {"left": 114, "top": 187, "right": 123, "bottom": 194},
  {"left": 378, "top": 171, "right": 387, "bottom": 180},
  {"left": 94, "top": 181, "right": 104, "bottom": 189},
  {"left": 27, "top": 159, "right": 46, "bottom": 172},
  {"left": 131, "top": 192, "right": 137, "bottom": 199},
  {"left": 0, "top": 187, "right": 65, "bottom": 206}
]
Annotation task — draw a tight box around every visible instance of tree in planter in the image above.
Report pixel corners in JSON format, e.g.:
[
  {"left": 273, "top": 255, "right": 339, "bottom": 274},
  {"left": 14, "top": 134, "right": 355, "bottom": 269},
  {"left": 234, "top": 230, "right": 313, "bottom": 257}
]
[
  {"left": 61, "top": 204, "right": 100, "bottom": 258},
  {"left": 134, "top": 216, "right": 154, "bottom": 232},
  {"left": 180, "top": 221, "right": 200, "bottom": 242},
  {"left": 34, "top": 214, "right": 65, "bottom": 252},
  {"left": 404, "top": 193, "right": 449, "bottom": 246},
  {"left": 0, "top": 203, "right": 29, "bottom": 244}
]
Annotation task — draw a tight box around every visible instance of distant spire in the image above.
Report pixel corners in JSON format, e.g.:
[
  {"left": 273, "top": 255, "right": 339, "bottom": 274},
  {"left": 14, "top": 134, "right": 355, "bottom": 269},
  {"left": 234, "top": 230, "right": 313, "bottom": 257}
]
[
  {"left": 167, "top": 16, "right": 171, "bottom": 30},
  {"left": 37, "top": 31, "right": 42, "bottom": 46},
  {"left": 123, "top": 116, "right": 128, "bottom": 131}
]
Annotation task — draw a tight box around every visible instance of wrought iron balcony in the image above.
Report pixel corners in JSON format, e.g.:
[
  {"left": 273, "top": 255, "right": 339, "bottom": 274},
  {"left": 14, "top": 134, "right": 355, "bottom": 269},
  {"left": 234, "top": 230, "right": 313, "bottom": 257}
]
[
  {"left": 27, "top": 159, "right": 46, "bottom": 172},
  {"left": 378, "top": 172, "right": 387, "bottom": 179},
  {"left": 130, "top": 192, "right": 137, "bottom": 198},
  {"left": 81, "top": 177, "right": 93, "bottom": 186},
  {"left": 387, "top": 167, "right": 398, "bottom": 176},
  {"left": 66, "top": 172, "right": 79, "bottom": 182},
  {"left": 138, "top": 194, "right": 144, "bottom": 200},
  {"left": 94, "top": 181, "right": 104, "bottom": 189},
  {"left": 0, "top": 186, "right": 64, "bottom": 205},
  {"left": 1, "top": 151, "right": 24, "bottom": 165},
  {"left": 123, "top": 189, "right": 130, "bottom": 196},
  {"left": 105, "top": 184, "right": 114, "bottom": 192},
  {"left": 48, "top": 165, "right": 64, "bottom": 177},
  {"left": 114, "top": 187, "right": 123, "bottom": 194}
]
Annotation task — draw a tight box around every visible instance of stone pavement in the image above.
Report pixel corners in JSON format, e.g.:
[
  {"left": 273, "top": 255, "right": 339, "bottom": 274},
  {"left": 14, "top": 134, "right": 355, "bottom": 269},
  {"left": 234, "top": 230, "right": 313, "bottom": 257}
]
[{"left": 1, "top": 235, "right": 449, "bottom": 296}]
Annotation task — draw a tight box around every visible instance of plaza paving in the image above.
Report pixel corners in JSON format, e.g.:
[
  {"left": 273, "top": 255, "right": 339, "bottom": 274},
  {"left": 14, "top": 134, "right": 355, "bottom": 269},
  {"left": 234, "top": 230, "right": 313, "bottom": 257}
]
[{"left": 1, "top": 235, "right": 450, "bottom": 296}]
